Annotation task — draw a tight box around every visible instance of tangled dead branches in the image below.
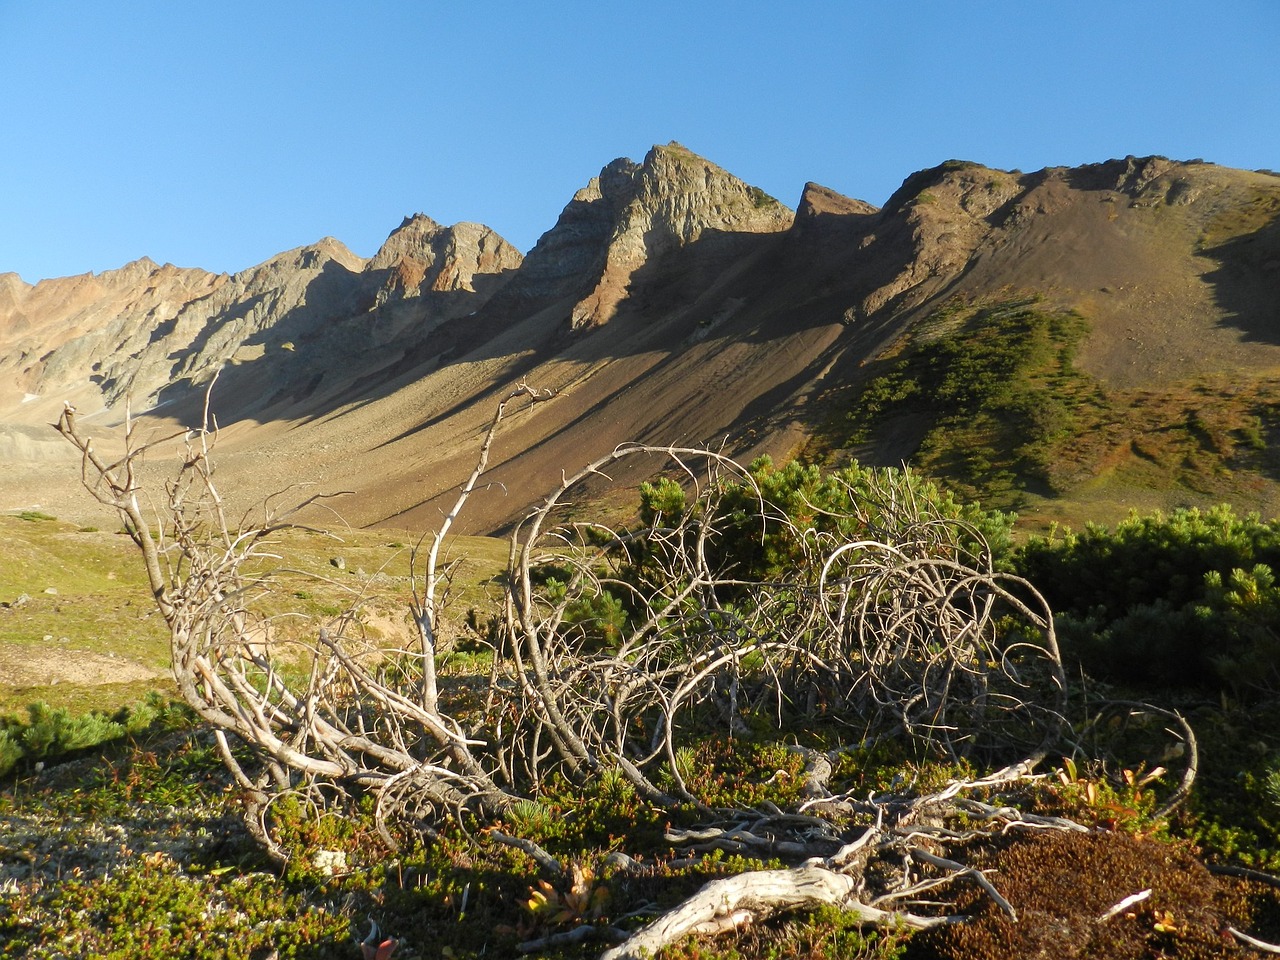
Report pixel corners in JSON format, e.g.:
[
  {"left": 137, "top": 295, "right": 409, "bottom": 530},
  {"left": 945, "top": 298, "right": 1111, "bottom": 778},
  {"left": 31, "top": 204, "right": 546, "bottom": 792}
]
[
  {"left": 55, "top": 383, "right": 1209, "bottom": 955},
  {"left": 496, "top": 441, "right": 1069, "bottom": 807}
]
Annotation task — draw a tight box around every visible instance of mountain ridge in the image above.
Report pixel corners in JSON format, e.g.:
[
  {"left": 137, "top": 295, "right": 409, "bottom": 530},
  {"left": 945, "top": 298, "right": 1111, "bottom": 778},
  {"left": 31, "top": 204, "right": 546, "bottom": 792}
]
[{"left": 2, "top": 146, "right": 1279, "bottom": 533}]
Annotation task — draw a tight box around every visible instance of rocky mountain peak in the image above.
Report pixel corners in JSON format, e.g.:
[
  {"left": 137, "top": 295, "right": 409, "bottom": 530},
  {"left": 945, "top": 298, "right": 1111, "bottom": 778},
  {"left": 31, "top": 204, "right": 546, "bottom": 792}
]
[
  {"left": 367, "top": 214, "right": 445, "bottom": 271},
  {"left": 512, "top": 141, "right": 796, "bottom": 328},
  {"left": 106, "top": 256, "right": 162, "bottom": 283},
  {"left": 366, "top": 213, "right": 522, "bottom": 304},
  {"left": 229, "top": 238, "right": 365, "bottom": 287},
  {"left": 0, "top": 272, "right": 30, "bottom": 307},
  {"left": 794, "top": 182, "right": 879, "bottom": 223},
  {"left": 631, "top": 141, "right": 794, "bottom": 244}
]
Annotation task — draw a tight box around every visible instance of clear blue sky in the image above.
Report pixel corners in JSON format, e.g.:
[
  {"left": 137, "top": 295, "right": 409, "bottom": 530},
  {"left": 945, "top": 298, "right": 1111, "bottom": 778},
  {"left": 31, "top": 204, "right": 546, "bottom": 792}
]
[{"left": 2, "top": 1, "right": 1277, "bottom": 283}]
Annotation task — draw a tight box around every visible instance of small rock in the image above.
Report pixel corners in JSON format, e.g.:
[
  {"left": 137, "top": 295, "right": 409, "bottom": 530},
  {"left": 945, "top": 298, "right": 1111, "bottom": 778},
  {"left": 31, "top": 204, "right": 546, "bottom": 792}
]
[
  {"left": 43, "top": 587, "right": 58, "bottom": 596},
  {"left": 330, "top": 557, "right": 346, "bottom": 571}
]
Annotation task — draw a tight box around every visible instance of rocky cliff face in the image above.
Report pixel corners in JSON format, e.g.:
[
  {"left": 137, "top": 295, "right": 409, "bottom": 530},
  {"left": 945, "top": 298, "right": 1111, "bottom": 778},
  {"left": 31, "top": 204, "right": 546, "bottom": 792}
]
[
  {"left": 0, "top": 216, "right": 523, "bottom": 420},
  {"left": 366, "top": 214, "right": 522, "bottom": 303},
  {"left": 499, "top": 142, "right": 794, "bottom": 328},
  {"left": 569, "top": 142, "right": 794, "bottom": 328},
  {"left": 0, "top": 258, "right": 226, "bottom": 409}
]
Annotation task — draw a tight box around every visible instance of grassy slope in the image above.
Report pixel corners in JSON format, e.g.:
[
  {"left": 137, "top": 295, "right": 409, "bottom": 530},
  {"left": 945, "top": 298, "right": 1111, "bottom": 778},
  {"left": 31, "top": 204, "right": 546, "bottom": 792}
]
[
  {"left": 0, "top": 512, "right": 509, "bottom": 716},
  {"left": 0, "top": 514, "right": 169, "bottom": 714}
]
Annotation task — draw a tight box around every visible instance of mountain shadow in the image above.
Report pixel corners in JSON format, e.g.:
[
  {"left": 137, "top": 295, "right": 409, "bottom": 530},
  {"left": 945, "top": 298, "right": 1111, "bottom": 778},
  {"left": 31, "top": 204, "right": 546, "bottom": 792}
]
[{"left": 1199, "top": 201, "right": 1280, "bottom": 346}]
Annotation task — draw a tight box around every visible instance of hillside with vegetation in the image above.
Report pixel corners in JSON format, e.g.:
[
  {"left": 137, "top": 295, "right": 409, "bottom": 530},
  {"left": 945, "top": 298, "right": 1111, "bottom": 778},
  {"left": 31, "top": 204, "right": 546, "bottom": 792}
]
[
  {"left": 3, "top": 147, "right": 1280, "bottom": 957},
  {"left": 3, "top": 401, "right": 1280, "bottom": 958},
  {"left": 3, "top": 150, "right": 1279, "bottom": 537}
]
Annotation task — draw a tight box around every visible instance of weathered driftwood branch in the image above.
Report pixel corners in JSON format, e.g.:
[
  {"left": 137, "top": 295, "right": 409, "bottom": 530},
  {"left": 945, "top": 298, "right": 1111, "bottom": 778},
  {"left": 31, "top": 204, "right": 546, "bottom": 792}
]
[
  {"left": 908, "top": 847, "right": 1017, "bottom": 922},
  {"left": 599, "top": 862, "right": 953, "bottom": 960}
]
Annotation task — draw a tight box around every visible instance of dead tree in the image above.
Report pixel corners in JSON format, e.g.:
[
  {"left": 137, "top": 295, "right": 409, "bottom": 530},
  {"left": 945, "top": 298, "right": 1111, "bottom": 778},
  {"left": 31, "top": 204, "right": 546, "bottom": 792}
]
[{"left": 55, "top": 383, "right": 1202, "bottom": 955}]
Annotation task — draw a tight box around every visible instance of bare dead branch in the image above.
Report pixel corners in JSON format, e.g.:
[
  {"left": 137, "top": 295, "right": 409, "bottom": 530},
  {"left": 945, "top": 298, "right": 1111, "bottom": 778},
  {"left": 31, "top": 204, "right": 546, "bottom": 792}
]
[
  {"left": 599, "top": 863, "right": 953, "bottom": 960},
  {"left": 1227, "top": 926, "right": 1280, "bottom": 954},
  {"left": 488, "top": 830, "right": 566, "bottom": 878}
]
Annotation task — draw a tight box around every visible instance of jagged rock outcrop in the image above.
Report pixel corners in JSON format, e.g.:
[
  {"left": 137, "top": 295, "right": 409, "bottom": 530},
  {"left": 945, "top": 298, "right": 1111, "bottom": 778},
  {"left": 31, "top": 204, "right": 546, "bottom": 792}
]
[
  {"left": 353, "top": 214, "right": 524, "bottom": 364},
  {"left": 366, "top": 214, "right": 522, "bottom": 304},
  {"left": 0, "top": 218, "right": 523, "bottom": 420},
  {"left": 69, "top": 238, "right": 369, "bottom": 412},
  {"left": 0, "top": 258, "right": 226, "bottom": 409},
  {"left": 572, "top": 143, "right": 794, "bottom": 328},
  {"left": 845, "top": 160, "right": 1023, "bottom": 319},
  {"left": 794, "top": 182, "right": 878, "bottom": 222},
  {"left": 488, "top": 158, "right": 642, "bottom": 309},
  {"left": 499, "top": 142, "right": 794, "bottom": 328}
]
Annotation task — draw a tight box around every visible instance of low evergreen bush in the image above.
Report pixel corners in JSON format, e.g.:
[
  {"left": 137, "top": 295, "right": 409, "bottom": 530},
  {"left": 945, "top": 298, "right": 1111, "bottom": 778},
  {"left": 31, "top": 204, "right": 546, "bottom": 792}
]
[{"left": 1015, "top": 504, "right": 1280, "bottom": 696}]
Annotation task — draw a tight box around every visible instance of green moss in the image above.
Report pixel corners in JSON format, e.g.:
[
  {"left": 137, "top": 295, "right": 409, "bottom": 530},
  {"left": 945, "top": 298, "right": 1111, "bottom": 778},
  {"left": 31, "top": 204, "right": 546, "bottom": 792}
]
[{"left": 13, "top": 510, "right": 56, "bottom": 522}]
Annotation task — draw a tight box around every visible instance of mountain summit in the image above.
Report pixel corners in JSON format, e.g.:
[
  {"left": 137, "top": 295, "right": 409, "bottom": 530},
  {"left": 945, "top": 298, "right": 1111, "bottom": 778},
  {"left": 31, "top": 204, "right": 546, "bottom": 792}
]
[{"left": 502, "top": 142, "right": 794, "bottom": 327}]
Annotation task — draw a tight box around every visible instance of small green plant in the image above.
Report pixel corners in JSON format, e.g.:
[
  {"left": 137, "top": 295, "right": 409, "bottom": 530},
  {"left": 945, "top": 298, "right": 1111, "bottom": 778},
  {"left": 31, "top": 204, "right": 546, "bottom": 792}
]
[
  {"left": 504, "top": 799, "right": 554, "bottom": 835},
  {"left": 746, "top": 185, "right": 778, "bottom": 209},
  {"left": 1051, "top": 758, "right": 1169, "bottom": 835},
  {"left": 15, "top": 510, "right": 56, "bottom": 522},
  {"left": 1263, "top": 757, "right": 1280, "bottom": 812},
  {"left": 522, "top": 862, "right": 609, "bottom": 927}
]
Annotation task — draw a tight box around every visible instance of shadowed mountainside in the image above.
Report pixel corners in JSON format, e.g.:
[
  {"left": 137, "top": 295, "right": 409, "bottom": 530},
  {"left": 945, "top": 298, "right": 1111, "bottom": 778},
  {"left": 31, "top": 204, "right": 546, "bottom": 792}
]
[{"left": 2, "top": 145, "right": 1279, "bottom": 533}]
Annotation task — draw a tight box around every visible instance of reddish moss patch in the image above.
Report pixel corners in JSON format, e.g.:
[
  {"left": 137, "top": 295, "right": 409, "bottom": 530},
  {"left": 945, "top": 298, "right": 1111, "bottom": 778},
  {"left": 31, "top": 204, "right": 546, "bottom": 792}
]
[{"left": 905, "top": 830, "right": 1280, "bottom": 959}]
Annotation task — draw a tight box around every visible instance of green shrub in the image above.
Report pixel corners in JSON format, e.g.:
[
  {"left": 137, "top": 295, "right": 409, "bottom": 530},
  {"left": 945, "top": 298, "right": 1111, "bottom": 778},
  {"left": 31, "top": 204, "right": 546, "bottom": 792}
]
[
  {"left": 641, "top": 455, "right": 1015, "bottom": 585},
  {"left": 0, "top": 692, "right": 191, "bottom": 776},
  {"left": 17, "top": 702, "right": 126, "bottom": 756},
  {"left": 1015, "top": 504, "right": 1280, "bottom": 694},
  {"left": 541, "top": 576, "right": 630, "bottom": 651},
  {"left": 0, "top": 729, "right": 21, "bottom": 778},
  {"left": 843, "top": 296, "right": 1105, "bottom": 507}
]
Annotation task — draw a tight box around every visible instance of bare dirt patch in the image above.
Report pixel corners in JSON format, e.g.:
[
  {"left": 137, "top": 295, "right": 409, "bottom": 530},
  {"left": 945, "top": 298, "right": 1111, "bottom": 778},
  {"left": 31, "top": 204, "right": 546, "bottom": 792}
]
[{"left": 0, "top": 645, "right": 161, "bottom": 689}]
